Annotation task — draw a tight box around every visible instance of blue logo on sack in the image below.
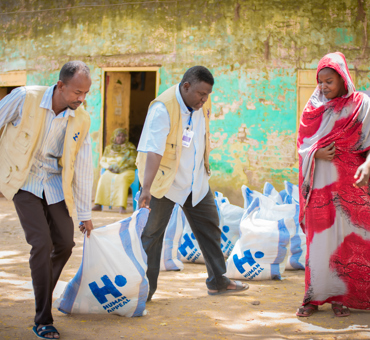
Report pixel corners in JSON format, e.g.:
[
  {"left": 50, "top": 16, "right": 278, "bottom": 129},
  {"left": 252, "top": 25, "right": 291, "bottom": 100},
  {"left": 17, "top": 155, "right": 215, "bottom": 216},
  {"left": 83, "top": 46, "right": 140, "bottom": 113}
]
[
  {"left": 178, "top": 233, "right": 196, "bottom": 257},
  {"left": 178, "top": 233, "right": 201, "bottom": 262},
  {"left": 233, "top": 250, "right": 265, "bottom": 279},
  {"left": 89, "top": 275, "right": 130, "bottom": 313},
  {"left": 220, "top": 226, "right": 234, "bottom": 256},
  {"left": 73, "top": 132, "right": 80, "bottom": 141}
]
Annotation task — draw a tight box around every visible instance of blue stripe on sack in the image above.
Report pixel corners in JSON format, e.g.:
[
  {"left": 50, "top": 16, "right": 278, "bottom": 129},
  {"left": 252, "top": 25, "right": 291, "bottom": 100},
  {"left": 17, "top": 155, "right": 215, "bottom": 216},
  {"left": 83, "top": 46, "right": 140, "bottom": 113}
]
[
  {"left": 119, "top": 210, "right": 149, "bottom": 317},
  {"left": 289, "top": 205, "right": 305, "bottom": 269},
  {"left": 176, "top": 210, "right": 186, "bottom": 262},
  {"left": 163, "top": 204, "right": 179, "bottom": 270},
  {"left": 279, "top": 189, "right": 287, "bottom": 202},
  {"left": 270, "top": 219, "right": 290, "bottom": 280},
  {"left": 243, "top": 187, "right": 256, "bottom": 209},
  {"left": 134, "top": 209, "right": 149, "bottom": 263},
  {"left": 58, "top": 236, "right": 87, "bottom": 314},
  {"left": 286, "top": 181, "right": 293, "bottom": 196},
  {"left": 246, "top": 197, "right": 260, "bottom": 216},
  {"left": 263, "top": 182, "right": 274, "bottom": 196}
]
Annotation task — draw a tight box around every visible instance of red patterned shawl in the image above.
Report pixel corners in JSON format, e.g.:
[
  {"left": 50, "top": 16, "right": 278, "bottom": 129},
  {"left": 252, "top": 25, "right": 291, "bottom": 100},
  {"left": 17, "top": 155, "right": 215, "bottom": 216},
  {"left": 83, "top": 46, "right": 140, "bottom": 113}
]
[{"left": 297, "top": 52, "right": 370, "bottom": 309}]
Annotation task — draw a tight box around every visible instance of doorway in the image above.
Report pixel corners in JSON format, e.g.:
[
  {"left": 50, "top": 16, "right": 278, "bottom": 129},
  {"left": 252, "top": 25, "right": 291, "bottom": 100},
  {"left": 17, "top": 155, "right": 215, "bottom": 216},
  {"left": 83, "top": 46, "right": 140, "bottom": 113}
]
[
  {"left": 0, "top": 86, "right": 18, "bottom": 100},
  {"left": 102, "top": 68, "right": 159, "bottom": 150}
]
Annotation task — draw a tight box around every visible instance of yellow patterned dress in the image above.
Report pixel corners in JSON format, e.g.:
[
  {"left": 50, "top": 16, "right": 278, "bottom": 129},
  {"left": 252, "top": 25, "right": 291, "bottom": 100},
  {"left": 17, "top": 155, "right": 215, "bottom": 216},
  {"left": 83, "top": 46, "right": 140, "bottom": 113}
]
[{"left": 94, "top": 140, "right": 137, "bottom": 209}]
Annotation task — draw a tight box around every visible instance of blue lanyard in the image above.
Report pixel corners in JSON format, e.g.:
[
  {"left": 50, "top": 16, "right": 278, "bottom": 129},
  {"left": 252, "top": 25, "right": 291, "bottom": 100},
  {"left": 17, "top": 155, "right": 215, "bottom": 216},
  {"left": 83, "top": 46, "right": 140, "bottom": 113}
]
[
  {"left": 187, "top": 106, "right": 194, "bottom": 129},
  {"left": 188, "top": 112, "right": 193, "bottom": 128}
]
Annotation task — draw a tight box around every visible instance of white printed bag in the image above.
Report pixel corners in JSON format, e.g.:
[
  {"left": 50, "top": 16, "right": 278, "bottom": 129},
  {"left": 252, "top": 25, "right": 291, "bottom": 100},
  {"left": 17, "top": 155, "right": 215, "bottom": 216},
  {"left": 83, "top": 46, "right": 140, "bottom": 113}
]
[
  {"left": 214, "top": 191, "right": 244, "bottom": 258},
  {"left": 226, "top": 197, "right": 295, "bottom": 280},
  {"left": 160, "top": 204, "right": 185, "bottom": 271},
  {"left": 54, "top": 209, "right": 149, "bottom": 317},
  {"left": 178, "top": 218, "right": 205, "bottom": 263}
]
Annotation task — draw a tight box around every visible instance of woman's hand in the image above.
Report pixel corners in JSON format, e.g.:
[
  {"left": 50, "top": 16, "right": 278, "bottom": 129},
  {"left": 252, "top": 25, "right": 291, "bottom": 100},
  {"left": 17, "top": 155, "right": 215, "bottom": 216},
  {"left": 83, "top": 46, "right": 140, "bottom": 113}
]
[
  {"left": 354, "top": 161, "right": 370, "bottom": 188},
  {"left": 315, "top": 142, "right": 336, "bottom": 161}
]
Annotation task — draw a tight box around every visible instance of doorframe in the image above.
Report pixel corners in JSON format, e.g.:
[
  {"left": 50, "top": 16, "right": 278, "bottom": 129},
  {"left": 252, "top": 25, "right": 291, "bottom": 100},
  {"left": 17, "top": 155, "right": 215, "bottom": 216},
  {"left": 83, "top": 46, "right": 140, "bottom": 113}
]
[{"left": 100, "top": 67, "right": 160, "bottom": 155}]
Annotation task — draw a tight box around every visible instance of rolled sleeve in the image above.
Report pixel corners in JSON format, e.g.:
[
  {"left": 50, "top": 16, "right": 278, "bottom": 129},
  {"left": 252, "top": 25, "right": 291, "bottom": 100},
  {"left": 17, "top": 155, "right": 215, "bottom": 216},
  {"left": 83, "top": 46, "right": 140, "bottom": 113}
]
[
  {"left": 73, "top": 132, "right": 93, "bottom": 221},
  {"left": 137, "top": 102, "right": 170, "bottom": 156}
]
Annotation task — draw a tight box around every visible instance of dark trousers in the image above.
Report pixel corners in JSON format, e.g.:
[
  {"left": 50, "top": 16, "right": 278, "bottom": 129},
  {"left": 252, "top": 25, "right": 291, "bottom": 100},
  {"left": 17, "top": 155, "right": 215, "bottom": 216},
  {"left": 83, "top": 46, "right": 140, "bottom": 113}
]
[
  {"left": 13, "top": 190, "right": 75, "bottom": 325},
  {"left": 141, "top": 188, "right": 230, "bottom": 298}
]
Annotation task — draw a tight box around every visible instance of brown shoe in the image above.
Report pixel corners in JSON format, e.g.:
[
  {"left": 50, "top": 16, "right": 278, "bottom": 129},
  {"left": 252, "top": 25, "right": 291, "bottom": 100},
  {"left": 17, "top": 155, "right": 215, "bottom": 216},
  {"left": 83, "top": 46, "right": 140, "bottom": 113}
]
[{"left": 92, "top": 204, "right": 102, "bottom": 211}]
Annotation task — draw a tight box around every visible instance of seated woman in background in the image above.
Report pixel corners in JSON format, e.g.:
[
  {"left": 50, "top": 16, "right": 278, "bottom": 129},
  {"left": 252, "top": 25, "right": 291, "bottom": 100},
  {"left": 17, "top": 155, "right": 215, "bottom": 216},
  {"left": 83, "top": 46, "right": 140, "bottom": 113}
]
[{"left": 92, "top": 128, "right": 137, "bottom": 214}]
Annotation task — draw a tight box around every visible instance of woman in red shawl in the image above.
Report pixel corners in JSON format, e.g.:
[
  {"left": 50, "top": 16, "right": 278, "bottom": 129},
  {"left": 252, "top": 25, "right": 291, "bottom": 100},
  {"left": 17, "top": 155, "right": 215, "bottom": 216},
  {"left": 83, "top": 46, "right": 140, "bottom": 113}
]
[{"left": 297, "top": 52, "right": 370, "bottom": 317}]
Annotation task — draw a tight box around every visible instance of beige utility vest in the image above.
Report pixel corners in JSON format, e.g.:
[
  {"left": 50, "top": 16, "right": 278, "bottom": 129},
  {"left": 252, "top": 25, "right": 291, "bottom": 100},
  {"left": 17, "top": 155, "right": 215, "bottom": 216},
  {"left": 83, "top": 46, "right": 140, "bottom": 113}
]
[
  {"left": 0, "top": 86, "right": 91, "bottom": 217},
  {"left": 136, "top": 85, "right": 212, "bottom": 198}
]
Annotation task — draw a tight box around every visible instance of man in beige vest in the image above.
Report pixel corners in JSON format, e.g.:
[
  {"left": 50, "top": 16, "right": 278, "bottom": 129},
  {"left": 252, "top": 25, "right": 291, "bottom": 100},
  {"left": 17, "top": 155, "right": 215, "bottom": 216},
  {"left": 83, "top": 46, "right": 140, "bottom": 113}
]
[
  {"left": 0, "top": 61, "right": 94, "bottom": 339},
  {"left": 136, "top": 66, "right": 248, "bottom": 302}
]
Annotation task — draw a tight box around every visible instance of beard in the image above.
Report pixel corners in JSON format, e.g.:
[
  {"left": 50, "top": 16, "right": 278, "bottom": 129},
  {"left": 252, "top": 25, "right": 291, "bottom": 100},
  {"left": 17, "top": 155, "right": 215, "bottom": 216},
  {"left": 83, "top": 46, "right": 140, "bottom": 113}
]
[{"left": 68, "top": 102, "right": 82, "bottom": 110}]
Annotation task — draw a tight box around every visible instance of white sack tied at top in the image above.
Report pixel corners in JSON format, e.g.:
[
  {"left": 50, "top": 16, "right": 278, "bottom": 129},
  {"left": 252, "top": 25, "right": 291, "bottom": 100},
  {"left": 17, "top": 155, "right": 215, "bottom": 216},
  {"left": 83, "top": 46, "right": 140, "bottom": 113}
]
[
  {"left": 226, "top": 195, "right": 296, "bottom": 280},
  {"left": 242, "top": 182, "right": 305, "bottom": 270},
  {"left": 54, "top": 209, "right": 149, "bottom": 317}
]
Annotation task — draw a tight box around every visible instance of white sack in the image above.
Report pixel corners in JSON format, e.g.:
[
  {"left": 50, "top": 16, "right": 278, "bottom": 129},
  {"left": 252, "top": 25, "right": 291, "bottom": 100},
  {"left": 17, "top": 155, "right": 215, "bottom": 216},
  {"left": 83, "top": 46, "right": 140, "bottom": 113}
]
[
  {"left": 160, "top": 204, "right": 185, "bottom": 271},
  {"left": 226, "top": 197, "right": 295, "bottom": 280},
  {"left": 54, "top": 209, "right": 149, "bottom": 317},
  {"left": 178, "top": 218, "right": 205, "bottom": 263},
  {"left": 214, "top": 191, "right": 244, "bottom": 258}
]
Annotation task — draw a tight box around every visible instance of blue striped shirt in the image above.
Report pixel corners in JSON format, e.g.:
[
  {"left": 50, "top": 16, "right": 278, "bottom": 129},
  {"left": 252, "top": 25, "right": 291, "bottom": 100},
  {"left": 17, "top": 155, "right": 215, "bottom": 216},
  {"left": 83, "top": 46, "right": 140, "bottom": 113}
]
[{"left": 0, "top": 85, "right": 93, "bottom": 221}]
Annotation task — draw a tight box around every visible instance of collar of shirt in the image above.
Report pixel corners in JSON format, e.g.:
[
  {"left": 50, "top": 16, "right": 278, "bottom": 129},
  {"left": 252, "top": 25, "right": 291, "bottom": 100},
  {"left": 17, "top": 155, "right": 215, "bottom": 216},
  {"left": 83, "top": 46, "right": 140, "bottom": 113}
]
[
  {"left": 40, "top": 84, "right": 75, "bottom": 118},
  {"left": 175, "top": 83, "right": 192, "bottom": 116}
]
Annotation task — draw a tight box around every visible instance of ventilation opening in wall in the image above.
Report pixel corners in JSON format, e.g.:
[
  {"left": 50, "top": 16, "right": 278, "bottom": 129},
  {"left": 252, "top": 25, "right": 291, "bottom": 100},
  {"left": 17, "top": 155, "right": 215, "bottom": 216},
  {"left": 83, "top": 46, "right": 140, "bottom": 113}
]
[{"left": 102, "top": 68, "right": 159, "bottom": 150}]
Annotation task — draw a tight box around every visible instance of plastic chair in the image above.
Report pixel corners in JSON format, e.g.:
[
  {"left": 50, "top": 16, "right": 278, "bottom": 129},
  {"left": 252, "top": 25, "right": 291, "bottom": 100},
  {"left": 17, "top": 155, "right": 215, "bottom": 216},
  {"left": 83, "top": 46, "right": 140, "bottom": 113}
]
[{"left": 99, "top": 168, "right": 140, "bottom": 210}]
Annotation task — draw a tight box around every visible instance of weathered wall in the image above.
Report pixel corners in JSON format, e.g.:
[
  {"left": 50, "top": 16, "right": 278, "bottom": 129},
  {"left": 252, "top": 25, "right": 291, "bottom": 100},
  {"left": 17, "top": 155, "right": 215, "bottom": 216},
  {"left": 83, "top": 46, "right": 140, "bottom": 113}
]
[{"left": 1, "top": 0, "right": 369, "bottom": 205}]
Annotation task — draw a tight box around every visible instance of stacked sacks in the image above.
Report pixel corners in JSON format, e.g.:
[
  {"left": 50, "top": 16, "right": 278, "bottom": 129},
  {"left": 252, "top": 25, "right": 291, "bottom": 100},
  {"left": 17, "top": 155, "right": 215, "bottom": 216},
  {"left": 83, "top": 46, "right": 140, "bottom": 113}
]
[
  {"left": 226, "top": 196, "right": 296, "bottom": 280},
  {"left": 160, "top": 204, "right": 185, "bottom": 271},
  {"left": 179, "top": 191, "right": 245, "bottom": 264},
  {"left": 241, "top": 182, "right": 306, "bottom": 270},
  {"left": 54, "top": 209, "right": 149, "bottom": 317}
]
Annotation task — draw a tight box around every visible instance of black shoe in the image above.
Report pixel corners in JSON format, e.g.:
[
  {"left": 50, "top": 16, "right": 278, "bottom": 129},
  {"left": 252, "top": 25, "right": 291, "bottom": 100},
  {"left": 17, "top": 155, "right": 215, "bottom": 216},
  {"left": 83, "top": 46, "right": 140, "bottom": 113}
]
[{"left": 147, "top": 292, "right": 154, "bottom": 302}]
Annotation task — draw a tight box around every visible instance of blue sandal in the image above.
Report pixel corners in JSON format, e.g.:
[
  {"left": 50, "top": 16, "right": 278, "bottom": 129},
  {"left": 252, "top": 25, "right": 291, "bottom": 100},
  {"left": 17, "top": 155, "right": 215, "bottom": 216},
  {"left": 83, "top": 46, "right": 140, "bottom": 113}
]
[{"left": 32, "top": 324, "right": 60, "bottom": 339}]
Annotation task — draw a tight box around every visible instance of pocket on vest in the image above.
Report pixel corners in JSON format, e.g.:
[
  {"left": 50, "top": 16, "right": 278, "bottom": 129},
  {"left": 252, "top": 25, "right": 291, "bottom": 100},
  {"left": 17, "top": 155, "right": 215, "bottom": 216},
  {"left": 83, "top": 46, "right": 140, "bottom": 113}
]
[
  {"left": 15, "top": 129, "right": 32, "bottom": 154},
  {"left": 0, "top": 158, "right": 12, "bottom": 183},
  {"left": 155, "top": 166, "right": 167, "bottom": 186},
  {"left": 163, "top": 143, "right": 176, "bottom": 160}
]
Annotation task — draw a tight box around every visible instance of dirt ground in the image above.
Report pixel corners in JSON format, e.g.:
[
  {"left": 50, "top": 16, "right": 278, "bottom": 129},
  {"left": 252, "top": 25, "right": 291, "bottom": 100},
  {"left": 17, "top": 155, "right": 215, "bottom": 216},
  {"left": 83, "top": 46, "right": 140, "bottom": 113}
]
[{"left": 0, "top": 196, "right": 370, "bottom": 340}]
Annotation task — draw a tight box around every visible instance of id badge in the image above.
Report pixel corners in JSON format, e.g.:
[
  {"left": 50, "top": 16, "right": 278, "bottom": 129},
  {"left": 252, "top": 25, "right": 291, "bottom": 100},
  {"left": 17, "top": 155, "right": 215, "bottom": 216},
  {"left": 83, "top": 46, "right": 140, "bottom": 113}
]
[{"left": 182, "top": 128, "right": 194, "bottom": 147}]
